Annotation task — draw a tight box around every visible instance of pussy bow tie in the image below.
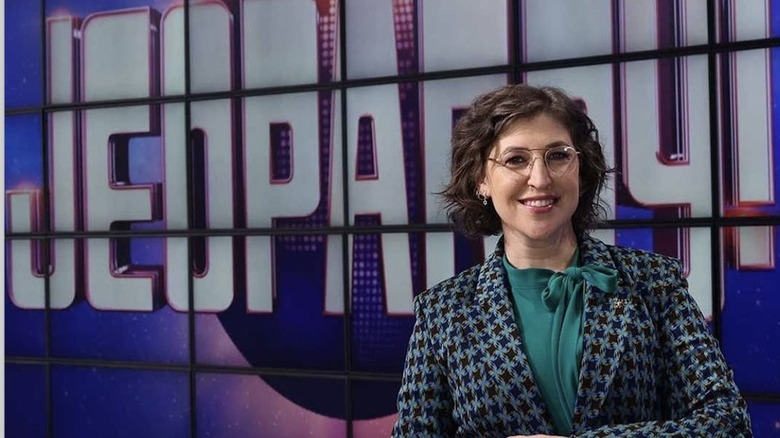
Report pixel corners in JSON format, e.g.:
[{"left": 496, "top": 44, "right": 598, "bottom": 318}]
[{"left": 541, "top": 265, "right": 618, "bottom": 311}]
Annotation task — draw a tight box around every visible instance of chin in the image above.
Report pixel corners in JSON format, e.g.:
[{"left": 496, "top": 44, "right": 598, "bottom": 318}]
[{"left": 515, "top": 223, "right": 573, "bottom": 242}]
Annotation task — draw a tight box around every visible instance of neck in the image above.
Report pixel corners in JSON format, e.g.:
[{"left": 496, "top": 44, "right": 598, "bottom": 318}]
[{"left": 503, "top": 228, "right": 578, "bottom": 271}]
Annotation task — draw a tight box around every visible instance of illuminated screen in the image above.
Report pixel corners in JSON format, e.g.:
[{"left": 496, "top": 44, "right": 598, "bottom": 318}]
[{"left": 5, "top": 0, "right": 779, "bottom": 436}]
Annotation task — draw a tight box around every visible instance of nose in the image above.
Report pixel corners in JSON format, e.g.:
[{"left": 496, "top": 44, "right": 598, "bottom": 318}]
[{"left": 527, "top": 156, "right": 552, "bottom": 188}]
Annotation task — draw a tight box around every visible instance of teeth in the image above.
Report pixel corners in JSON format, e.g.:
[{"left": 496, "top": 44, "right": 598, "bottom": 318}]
[{"left": 523, "top": 199, "right": 554, "bottom": 207}]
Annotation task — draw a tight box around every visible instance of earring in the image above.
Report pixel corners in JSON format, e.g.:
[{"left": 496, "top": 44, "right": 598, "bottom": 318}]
[{"left": 476, "top": 190, "right": 488, "bottom": 206}]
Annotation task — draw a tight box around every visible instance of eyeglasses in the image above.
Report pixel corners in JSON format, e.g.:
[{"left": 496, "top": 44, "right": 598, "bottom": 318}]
[{"left": 487, "top": 145, "right": 579, "bottom": 178}]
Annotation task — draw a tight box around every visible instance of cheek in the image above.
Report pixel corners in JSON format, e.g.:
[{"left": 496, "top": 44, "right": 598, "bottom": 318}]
[
  {"left": 481, "top": 172, "right": 505, "bottom": 197},
  {"left": 494, "top": 179, "right": 520, "bottom": 199},
  {"left": 573, "top": 168, "right": 583, "bottom": 195}
]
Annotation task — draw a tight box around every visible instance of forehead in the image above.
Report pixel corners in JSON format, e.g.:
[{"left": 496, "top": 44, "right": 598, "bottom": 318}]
[{"left": 493, "top": 114, "right": 571, "bottom": 152}]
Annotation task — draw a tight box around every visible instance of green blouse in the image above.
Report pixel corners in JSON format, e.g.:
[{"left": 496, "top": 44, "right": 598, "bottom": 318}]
[{"left": 502, "top": 250, "right": 617, "bottom": 435}]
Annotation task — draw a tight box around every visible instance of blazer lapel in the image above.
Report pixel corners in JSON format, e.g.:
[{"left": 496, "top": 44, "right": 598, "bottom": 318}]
[
  {"left": 470, "top": 241, "right": 555, "bottom": 434},
  {"left": 571, "top": 235, "right": 635, "bottom": 432}
]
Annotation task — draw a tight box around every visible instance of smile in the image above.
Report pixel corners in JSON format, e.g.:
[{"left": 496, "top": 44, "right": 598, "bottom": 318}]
[{"left": 520, "top": 198, "right": 556, "bottom": 207}]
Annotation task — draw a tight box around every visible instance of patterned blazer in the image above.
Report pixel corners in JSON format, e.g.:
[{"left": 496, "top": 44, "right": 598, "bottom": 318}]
[{"left": 392, "top": 235, "right": 751, "bottom": 437}]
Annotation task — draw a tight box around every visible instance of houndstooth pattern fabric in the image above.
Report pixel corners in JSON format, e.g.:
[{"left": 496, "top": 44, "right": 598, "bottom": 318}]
[{"left": 392, "top": 235, "right": 752, "bottom": 437}]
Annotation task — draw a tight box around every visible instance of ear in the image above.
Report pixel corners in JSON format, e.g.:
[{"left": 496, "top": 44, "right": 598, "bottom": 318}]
[{"left": 477, "top": 178, "right": 491, "bottom": 198}]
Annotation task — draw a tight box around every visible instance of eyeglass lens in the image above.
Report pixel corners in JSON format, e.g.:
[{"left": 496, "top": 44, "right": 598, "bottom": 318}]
[{"left": 497, "top": 146, "right": 577, "bottom": 176}]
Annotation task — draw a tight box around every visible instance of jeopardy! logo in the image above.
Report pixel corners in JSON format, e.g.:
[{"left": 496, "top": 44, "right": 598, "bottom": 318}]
[
  {"left": 5, "top": 0, "right": 499, "bottom": 316},
  {"left": 5, "top": 0, "right": 776, "bottom": 319}
]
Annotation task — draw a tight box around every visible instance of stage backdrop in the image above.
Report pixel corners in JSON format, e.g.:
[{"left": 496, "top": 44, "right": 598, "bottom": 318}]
[{"left": 5, "top": 0, "right": 780, "bottom": 437}]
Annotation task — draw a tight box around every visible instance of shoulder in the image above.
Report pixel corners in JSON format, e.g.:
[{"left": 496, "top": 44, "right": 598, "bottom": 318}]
[
  {"left": 412, "top": 262, "right": 485, "bottom": 322},
  {"left": 583, "top": 234, "right": 684, "bottom": 286},
  {"left": 415, "top": 263, "right": 482, "bottom": 305},
  {"left": 609, "top": 243, "right": 682, "bottom": 273}
]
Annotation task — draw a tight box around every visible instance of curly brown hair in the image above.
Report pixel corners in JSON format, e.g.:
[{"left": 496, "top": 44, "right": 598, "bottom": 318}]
[{"left": 440, "top": 84, "right": 611, "bottom": 237}]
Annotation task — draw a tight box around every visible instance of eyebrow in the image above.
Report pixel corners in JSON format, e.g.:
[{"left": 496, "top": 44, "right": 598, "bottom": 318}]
[{"left": 497, "top": 141, "right": 570, "bottom": 154}]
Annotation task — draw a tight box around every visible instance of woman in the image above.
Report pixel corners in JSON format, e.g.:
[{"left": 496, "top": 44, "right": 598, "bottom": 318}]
[{"left": 392, "top": 84, "right": 751, "bottom": 437}]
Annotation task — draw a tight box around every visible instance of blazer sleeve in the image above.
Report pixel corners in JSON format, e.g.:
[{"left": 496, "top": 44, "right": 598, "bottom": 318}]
[
  {"left": 391, "top": 296, "right": 456, "bottom": 437},
  {"left": 576, "top": 259, "right": 752, "bottom": 437}
]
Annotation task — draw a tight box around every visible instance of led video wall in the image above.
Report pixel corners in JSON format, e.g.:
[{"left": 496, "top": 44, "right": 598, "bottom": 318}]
[{"left": 5, "top": 0, "right": 780, "bottom": 437}]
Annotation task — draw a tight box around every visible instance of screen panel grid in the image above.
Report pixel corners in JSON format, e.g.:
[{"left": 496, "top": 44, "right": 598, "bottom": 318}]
[
  {"left": 5, "top": 0, "right": 780, "bottom": 437},
  {"left": 5, "top": 363, "right": 48, "bottom": 438}
]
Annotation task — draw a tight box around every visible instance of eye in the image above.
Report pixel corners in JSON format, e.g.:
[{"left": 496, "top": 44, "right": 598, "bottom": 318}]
[
  {"left": 503, "top": 154, "right": 528, "bottom": 167},
  {"left": 547, "top": 148, "right": 573, "bottom": 162}
]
